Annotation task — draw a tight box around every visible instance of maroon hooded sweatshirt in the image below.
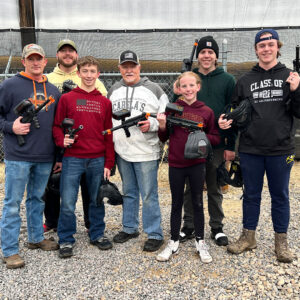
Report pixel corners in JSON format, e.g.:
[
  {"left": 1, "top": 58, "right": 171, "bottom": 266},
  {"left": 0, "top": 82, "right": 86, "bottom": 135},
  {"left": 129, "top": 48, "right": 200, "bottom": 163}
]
[
  {"left": 158, "top": 99, "right": 220, "bottom": 168},
  {"left": 53, "top": 87, "right": 114, "bottom": 170}
]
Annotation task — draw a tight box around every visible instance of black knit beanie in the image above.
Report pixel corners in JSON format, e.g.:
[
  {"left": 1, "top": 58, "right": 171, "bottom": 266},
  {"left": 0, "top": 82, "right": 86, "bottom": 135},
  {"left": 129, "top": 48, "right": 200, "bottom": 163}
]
[{"left": 195, "top": 36, "right": 219, "bottom": 59}]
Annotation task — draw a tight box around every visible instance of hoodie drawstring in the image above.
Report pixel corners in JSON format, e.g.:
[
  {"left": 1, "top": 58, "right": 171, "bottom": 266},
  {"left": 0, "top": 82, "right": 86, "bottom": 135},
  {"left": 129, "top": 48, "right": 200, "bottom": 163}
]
[{"left": 19, "top": 71, "right": 49, "bottom": 110}]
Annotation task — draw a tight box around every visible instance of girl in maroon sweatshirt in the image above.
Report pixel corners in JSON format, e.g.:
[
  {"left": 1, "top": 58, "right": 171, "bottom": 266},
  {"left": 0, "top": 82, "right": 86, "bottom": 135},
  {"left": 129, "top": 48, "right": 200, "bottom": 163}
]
[{"left": 156, "top": 72, "right": 220, "bottom": 263}]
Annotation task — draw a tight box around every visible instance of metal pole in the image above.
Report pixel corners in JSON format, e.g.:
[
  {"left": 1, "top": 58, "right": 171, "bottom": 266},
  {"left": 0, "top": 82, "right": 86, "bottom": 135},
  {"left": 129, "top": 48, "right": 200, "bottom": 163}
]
[
  {"left": 222, "top": 39, "right": 228, "bottom": 72},
  {"left": 4, "top": 54, "right": 13, "bottom": 79}
]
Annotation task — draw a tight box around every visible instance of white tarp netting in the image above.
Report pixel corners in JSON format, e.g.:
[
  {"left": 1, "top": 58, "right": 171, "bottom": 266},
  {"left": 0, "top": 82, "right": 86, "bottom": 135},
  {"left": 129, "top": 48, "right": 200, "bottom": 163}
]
[
  {"left": 1, "top": 0, "right": 300, "bottom": 68},
  {"left": 1, "top": 0, "right": 300, "bottom": 30}
]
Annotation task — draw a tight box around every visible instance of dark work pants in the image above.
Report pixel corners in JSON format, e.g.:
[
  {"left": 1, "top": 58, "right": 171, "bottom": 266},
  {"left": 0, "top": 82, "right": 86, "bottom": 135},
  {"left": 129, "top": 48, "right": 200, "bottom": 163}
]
[
  {"left": 239, "top": 152, "right": 293, "bottom": 233},
  {"left": 169, "top": 163, "right": 206, "bottom": 241},
  {"left": 44, "top": 173, "right": 90, "bottom": 229},
  {"left": 182, "top": 148, "right": 225, "bottom": 231}
]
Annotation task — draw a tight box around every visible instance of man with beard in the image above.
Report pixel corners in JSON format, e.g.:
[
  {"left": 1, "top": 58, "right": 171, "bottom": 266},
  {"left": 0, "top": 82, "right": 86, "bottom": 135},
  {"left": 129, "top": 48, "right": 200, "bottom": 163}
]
[
  {"left": 43, "top": 40, "right": 107, "bottom": 233},
  {"left": 47, "top": 39, "right": 107, "bottom": 95}
]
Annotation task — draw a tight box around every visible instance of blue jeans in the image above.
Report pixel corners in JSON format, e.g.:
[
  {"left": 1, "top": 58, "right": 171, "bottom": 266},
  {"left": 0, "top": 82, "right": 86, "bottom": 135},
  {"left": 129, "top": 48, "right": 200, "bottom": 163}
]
[
  {"left": 116, "top": 155, "right": 163, "bottom": 240},
  {"left": 58, "top": 157, "right": 105, "bottom": 245},
  {"left": 239, "top": 153, "right": 294, "bottom": 233},
  {"left": 1, "top": 160, "right": 52, "bottom": 257}
]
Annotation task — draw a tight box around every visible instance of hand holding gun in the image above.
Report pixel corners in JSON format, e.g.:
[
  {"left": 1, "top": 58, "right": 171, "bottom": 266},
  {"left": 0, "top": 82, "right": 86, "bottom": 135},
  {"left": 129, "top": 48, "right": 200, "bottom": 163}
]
[
  {"left": 102, "top": 110, "right": 157, "bottom": 137},
  {"left": 13, "top": 96, "right": 53, "bottom": 146},
  {"left": 293, "top": 45, "right": 300, "bottom": 73},
  {"left": 61, "top": 118, "right": 83, "bottom": 148},
  {"left": 181, "top": 39, "right": 198, "bottom": 73}
]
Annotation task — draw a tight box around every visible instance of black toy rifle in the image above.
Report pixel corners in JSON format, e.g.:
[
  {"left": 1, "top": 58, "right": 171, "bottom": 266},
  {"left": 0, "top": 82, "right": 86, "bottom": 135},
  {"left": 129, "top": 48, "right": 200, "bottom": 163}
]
[
  {"left": 293, "top": 45, "right": 300, "bottom": 73},
  {"left": 62, "top": 80, "right": 77, "bottom": 94},
  {"left": 14, "top": 97, "right": 53, "bottom": 146},
  {"left": 61, "top": 118, "right": 83, "bottom": 148},
  {"left": 181, "top": 39, "right": 199, "bottom": 73},
  {"left": 165, "top": 103, "right": 203, "bottom": 132},
  {"left": 102, "top": 110, "right": 157, "bottom": 137}
]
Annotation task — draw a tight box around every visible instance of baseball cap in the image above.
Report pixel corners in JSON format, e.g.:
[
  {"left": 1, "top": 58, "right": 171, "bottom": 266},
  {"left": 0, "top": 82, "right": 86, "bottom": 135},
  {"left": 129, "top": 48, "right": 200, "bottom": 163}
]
[
  {"left": 119, "top": 50, "right": 139, "bottom": 65},
  {"left": 57, "top": 39, "right": 77, "bottom": 52},
  {"left": 255, "top": 29, "right": 279, "bottom": 45},
  {"left": 22, "top": 44, "right": 45, "bottom": 59},
  {"left": 196, "top": 36, "right": 219, "bottom": 58}
]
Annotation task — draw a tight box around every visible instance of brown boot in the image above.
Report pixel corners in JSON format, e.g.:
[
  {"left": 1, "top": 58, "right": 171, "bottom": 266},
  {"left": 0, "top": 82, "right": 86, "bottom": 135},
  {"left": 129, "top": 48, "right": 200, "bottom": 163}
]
[
  {"left": 275, "top": 233, "right": 293, "bottom": 263},
  {"left": 3, "top": 254, "right": 25, "bottom": 269},
  {"left": 227, "top": 228, "right": 257, "bottom": 254},
  {"left": 27, "top": 238, "right": 59, "bottom": 251}
]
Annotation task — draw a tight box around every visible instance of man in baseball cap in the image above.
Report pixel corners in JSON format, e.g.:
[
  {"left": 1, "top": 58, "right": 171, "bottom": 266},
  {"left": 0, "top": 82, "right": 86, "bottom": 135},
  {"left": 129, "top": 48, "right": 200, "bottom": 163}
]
[
  {"left": 109, "top": 50, "right": 168, "bottom": 252},
  {"left": 119, "top": 50, "right": 139, "bottom": 65},
  {"left": 22, "top": 43, "right": 45, "bottom": 59},
  {"left": 56, "top": 39, "right": 77, "bottom": 52},
  {"left": 0, "top": 43, "right": 60, "bottom": 269},
  {"left": 220, "top": 28, "right": 300, "bottom": 263}
]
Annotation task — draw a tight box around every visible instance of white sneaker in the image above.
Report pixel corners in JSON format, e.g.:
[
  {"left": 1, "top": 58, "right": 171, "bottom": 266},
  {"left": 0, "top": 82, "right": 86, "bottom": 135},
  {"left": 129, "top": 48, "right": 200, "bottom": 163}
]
[
  {"left": 156, "top": 240, "right": 179, "bottom": 262},
  {"left": 195, "top": 240, "right": 212, "bottom": 263}
]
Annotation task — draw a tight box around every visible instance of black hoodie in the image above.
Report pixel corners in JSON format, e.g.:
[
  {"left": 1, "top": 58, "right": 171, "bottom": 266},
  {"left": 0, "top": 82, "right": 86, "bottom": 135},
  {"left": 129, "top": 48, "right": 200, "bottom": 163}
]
[{"left": 232, "top": 62, "right": 300, "bottom": 155}]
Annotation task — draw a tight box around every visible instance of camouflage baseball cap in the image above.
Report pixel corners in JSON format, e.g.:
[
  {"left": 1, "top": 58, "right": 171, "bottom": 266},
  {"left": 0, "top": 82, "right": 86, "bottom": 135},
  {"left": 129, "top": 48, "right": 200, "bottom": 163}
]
[
  {"left": 57, "top": 39, "right": 77, "bottom": 52},
  {"left": 22, "top": 44, "right": 45, "bottom": 59}
]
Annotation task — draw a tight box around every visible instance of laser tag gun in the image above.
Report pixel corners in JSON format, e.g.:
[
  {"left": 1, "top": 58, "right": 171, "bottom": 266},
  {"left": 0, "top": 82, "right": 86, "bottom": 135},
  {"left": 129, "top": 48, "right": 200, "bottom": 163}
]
[
  {"left": 165, "top": 103, "right": 212, "bottom": 160},
  {"left": 102, "top": 110, "right": 157, "bottom": 138},
  {"left": 293, "top": 45, "right": 300, "bottom": 73},
  {"left": 61, "top": 118, "right": 83, "bottom": 148},
  {"left": 62, "top": 80, "right": 77, "bottom": 94},
  {"left": 181, "top": 39, "right": 198, "bottom": 73},
  {"left": 13, "top": 97, "right": 52, "bottom": 146},
  {"left": 165, "top": 103, "right": 204, "bottom": 132}
]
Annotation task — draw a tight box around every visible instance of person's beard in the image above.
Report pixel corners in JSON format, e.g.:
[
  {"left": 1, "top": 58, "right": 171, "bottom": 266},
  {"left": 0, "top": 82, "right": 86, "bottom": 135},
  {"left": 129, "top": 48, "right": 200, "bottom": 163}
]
[{"left": 58, "top": 56, "right": 77, "bottom": 68}]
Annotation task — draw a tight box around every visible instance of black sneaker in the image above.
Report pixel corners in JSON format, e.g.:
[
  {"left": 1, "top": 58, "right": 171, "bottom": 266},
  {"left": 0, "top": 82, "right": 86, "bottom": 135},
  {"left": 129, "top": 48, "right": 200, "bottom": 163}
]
[
  {"left": 59, "top": 244, "right": 73, "bottom": 258},
  {"left": 211, "top": 228, "right": 228, "bottom": 246},
  {"left": 113, "top": 231, "right": 139, "bottom": 243},
  {"left": 179, "top": 227, "right": 195, "bottom": 243},
  {"left": 91, "top": 236, "right": 113, "bottom": 250},
  {"left": 143, "top": 239, "right": 164, "bottom": 252}
]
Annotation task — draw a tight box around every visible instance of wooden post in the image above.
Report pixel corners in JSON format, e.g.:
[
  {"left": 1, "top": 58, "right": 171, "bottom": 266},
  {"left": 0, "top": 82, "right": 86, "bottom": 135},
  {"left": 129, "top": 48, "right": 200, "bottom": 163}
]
[{"left": 19, "top": 0, "right": 36, "bottom": 49}]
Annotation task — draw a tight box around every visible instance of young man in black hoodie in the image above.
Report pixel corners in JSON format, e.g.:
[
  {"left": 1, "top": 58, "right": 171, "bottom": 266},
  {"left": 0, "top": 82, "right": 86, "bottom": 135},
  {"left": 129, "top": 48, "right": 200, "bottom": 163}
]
[
  {"left": 219, "top": 29, "right": 300, "bottom": 263},
  {"left": 0, "top": 44, "right": 60, "bottom": 269}
]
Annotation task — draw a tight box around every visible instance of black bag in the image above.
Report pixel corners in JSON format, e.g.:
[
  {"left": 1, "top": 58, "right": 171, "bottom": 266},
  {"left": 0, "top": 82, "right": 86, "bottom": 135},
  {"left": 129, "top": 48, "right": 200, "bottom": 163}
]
[
  {"left": 184, "top": 130, "right": 212, "bottom": 160},
  {"left": 96, "top": 179, "right": 123, "bottom": 206},
  {"left": 217, "top": 160, "right": 243, "bottom": 188},
  {"left": 223, "top": 98, "right": 252, "bottom": 132}
]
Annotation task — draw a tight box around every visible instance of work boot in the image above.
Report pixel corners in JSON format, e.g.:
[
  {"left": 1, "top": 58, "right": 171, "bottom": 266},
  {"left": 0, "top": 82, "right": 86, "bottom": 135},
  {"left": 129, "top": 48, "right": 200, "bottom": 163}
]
[
  {"left": 27, "top": 238, "right": 59, "bottom": 251},
  {"left": 227, "top": 228, "right": 256, "bottom": 254},
  {"left": 3, "top": 254, "right": 25, "bottom": 269},
  {"left": 275, "top": 233, "right": 293, "bottom": 263}
]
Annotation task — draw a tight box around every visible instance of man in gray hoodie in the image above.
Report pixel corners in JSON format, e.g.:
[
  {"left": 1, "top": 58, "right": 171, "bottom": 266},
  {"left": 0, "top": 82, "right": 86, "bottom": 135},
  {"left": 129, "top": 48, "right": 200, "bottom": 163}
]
[{"left": 108, "top": 50, "right": 168, "bottom": 252}]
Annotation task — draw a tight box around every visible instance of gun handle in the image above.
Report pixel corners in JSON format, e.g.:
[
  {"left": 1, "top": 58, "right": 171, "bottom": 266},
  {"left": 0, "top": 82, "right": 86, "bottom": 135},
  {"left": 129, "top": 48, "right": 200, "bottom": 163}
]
[
  {"left": 17, "top": 135, "right": 25, "bottom": 146},
  {"left": 124, "top": 127, "right": 131, "bottom": 137}
]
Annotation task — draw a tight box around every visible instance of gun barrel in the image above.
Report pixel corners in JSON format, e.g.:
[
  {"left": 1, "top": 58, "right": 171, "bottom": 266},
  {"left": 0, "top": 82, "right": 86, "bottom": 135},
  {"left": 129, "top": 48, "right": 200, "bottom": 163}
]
[
  {"left": 102, "top": 112, "right": 156, "bottom": 136},
  {"left": 35, "top": 98, "right": 50, "bottom": 113},
  {"left": 167, "top": 116, "right": 203, "bottom": 130},
  {"left": 190, "top": 39, "right": 199, "bottom": 61}
]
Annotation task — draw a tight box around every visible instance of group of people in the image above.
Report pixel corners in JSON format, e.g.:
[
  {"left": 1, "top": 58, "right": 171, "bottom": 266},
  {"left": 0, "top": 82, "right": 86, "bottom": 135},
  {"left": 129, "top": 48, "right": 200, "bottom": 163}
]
[{"left": 0, "top": 28, "right": 299, "bottom": 269}]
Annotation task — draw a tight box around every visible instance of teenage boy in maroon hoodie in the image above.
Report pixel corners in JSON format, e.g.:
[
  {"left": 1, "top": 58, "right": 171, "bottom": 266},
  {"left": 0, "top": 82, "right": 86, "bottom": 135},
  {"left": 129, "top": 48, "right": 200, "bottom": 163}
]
[{"left": 52, "top": 56, "right": 114, "bottom": 258}]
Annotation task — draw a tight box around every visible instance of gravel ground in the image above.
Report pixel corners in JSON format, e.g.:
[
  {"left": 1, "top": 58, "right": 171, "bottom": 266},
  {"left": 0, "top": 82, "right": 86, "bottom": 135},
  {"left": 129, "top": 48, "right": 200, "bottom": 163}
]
[{"left": 0, "top": 162, "right": 299, "bottom": 300}]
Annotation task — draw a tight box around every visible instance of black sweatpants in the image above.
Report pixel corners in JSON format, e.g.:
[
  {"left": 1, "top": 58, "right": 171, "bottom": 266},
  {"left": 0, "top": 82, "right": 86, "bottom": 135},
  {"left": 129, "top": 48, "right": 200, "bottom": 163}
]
[{"left": 169, "top": 163, "right": 206, "bottom": 241}]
